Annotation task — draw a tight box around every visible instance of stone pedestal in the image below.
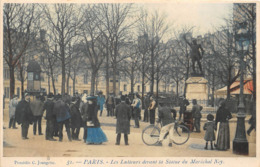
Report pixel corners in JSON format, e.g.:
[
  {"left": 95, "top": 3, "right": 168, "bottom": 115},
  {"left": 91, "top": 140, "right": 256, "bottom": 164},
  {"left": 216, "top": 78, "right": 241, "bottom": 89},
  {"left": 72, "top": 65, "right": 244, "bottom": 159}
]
[{"left": 186, "top": 76, "right": 208, "bottom": 103}]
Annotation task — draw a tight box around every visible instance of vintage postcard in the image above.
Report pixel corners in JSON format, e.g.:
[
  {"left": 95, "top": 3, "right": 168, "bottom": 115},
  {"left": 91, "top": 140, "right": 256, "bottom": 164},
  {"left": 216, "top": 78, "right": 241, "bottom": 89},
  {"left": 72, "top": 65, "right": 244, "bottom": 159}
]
[{"left": 1, "top": 0, "right": 259, "bottom": 167}]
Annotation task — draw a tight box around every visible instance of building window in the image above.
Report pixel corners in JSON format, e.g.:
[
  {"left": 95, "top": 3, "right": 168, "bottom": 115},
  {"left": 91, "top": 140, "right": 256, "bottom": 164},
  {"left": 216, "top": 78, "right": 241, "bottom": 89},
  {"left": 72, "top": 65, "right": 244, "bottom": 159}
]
[
  {"left": 124, "top": 84, "right": 127, "bottom": 91},
  {"left": 4, "top": 87, "right": 9, "bottom": 98},
  {"left": 4, "top": 69, "right": 9, "bottom": 80},
  {"left": 41, "top": 74, "right": 45, "bottom": 81},
  {"left": 137, "top": 85, "right": 140, "bottom": 92},
  {"left": 83, "top": 90, "right": 88, "bottom": 94},
  {"left": 28, "top": 72, "right": 33, "bottom": 81}
]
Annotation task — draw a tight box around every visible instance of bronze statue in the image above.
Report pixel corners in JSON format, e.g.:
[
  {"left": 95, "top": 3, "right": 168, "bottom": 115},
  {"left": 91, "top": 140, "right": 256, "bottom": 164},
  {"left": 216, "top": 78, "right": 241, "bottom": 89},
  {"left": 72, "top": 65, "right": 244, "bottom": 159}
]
[{"left": 183, "top": 34, "right": 204, "bottom": 75}]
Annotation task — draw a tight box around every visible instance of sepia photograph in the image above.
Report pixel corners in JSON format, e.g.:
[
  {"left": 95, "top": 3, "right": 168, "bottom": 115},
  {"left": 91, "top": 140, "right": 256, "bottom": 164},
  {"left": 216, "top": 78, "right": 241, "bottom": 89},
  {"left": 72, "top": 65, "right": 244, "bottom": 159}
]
[{"left": 1, "top": 0, "right": 259, "bottom": 167}]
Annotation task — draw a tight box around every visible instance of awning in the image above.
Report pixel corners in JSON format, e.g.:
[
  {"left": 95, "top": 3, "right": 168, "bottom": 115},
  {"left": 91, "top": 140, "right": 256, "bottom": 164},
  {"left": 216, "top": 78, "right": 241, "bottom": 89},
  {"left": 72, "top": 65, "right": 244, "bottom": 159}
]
[{"left": 215, "top": 80, "right": 253, "bottom": 96}]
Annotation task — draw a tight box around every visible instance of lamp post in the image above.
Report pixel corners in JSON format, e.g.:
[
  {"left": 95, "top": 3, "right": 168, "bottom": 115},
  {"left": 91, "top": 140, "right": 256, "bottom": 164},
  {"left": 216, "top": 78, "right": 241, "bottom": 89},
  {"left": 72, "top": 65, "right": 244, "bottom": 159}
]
[{"left": 233, "top": 21, "right": 249, "bottom": 155}]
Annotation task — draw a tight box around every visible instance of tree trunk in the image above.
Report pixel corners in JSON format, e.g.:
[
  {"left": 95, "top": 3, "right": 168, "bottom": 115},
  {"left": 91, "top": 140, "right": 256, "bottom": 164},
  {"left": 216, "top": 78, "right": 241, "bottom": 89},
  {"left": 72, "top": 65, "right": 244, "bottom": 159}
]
[
  {"left": 48, "top": 73, "right": 50, "bottom": 94},
  {"left": 226, "top": 67, "right": 231, "bottom": 100},
  {"left": 61, "top": 43, "right": 66, "bottom": 95},
  {"left": 176, "top": 80, "right": 179, "bottom": 97},
  {"left": 227, "top": 84, "right": 231, "bottom": 100},
  {"left": 50, "top": 67, "right": 56, "bottom": 95},
  {"left": 151, "top": 48, "right": 154, "bottom": 94},
  {"left": 106, "top": 47, "right": 109, "bottom": 97},
  {"left": 19, "top": 67, "right": 24, "bottom": 99},
  {"left": 211, "top": 73, "right": 215, "bottom": 107},
  {"left": 90, "top": 69, "right": 97, "bottom": 96},
  {"left": 183, "top": 49, "right": 190, "bottom": 97},
  {"left": 9, "top": 66, "right": 15, "bottom": 99},
  {"left": 113, "top": 64, "right": 117, "bottom": 95},
  {"left": 73, "top": 74, "right": 76, "bottom": 95},
  {"left": 141, "top": 56, "right": 145, "bottom": 109},
  {"left": 131, "top": 66, "right": 134, "bottom": 94},
  {"left": 95, "top": 73, "right": 99, "bottom": 93},
  {"left": 156, "top": 77, "right": 159, "bottom": 107},
  {"left": 156, "top": 66, "right": 159, "bottom": 106},
  {"left": 66, "top": 72, "right": 70, "bottom": 95}
]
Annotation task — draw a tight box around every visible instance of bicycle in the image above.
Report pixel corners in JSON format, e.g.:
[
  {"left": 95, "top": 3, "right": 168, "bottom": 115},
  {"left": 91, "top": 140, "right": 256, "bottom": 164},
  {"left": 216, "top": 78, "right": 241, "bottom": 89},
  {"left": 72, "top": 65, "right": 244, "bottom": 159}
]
[{"left": 142, "top": 119, "right": 190, "bottom": 146}]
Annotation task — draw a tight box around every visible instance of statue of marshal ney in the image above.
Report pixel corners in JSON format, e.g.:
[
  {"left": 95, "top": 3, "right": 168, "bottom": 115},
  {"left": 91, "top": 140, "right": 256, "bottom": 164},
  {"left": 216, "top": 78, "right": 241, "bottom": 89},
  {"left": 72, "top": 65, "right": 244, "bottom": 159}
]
[{"left": 183, "top": 34, "right": 204, "bottom": 75}]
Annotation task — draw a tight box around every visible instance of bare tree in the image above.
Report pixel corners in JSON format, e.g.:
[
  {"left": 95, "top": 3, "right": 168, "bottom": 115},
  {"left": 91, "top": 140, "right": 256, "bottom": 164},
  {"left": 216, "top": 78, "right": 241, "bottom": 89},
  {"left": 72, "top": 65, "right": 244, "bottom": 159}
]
[
  {"left": 171, "top": 27, "right": 194, "bottom": 96},
  {"left": 41, "top": 4, "right": 83, "bottom": 95},
  {"left": 154, "top": 42, "right": 172, "bottom": 103},
  {"left": 137, "top": 9, "right": 170, "bottom": 95},
  {"left": 119, "top": 41, "right": 140, "bottom": 94},
  {"left": 234, "top": 3, "right": 256, "bottom": 102},
  {"left": 137, "top": 33, "right": 150, "bottom": 104},
  {"left": 3, "top": 4, "right": 40, "bottom": 98},
  {"left": 166, "top": 41, "right": 186, "bottom": 98},
  {"left": 69, "top": 43, "right": 87, "bottom": 95},
  {"left": 80, "top": 5, "right": 107, "bottom": 96},
  {"left": 95, "top": 4, "right": 138, "bottom": 95},
  {"left": 210, "top": 25, "right": 240, "bottom": 100}
]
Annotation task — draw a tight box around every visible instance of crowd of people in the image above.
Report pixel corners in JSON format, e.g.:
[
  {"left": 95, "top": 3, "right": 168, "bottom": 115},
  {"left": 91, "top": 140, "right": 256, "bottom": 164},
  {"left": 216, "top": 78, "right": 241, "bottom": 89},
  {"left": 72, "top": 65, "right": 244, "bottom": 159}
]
[
  {"left": 6, "top": 91, "right": 255, "bottom": 150},
  {"left": 8, "top": 91, "right": 157, "bottom": 145}
]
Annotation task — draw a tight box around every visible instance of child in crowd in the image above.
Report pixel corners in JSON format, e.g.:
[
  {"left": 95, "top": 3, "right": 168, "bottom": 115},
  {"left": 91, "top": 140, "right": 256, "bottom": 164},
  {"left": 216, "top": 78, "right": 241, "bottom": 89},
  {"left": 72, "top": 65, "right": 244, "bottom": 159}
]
[{"left": 203, "top": 114, "right": 216, "bottom": 150}]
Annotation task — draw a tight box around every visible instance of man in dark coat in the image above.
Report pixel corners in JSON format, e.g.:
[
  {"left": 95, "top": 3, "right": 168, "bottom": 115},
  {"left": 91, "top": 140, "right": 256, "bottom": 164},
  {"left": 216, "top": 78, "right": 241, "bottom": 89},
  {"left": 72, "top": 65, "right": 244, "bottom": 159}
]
[
  {"left": 80, "top": 99, "right": 89, "bottom": 142},
  {"left": 70, "top": 96, "right": 82, "bottom": 141},
  {"left": 179, "top": 96, "right": 190, "bottom": 121},
  {"left": 30, "top": 95, "right": 44, "bottom": 135},
  {"left": 15, "top": 93, "right": 34, "bottom": 140},
  {"left": 43, "top": 93, "right": 56, "bottom": 141},
  {"left": 53, "top": 95, "right": 72, "bottom": 142},
  {"left": 115, "top": 95, "right": 131, "bottom": 145},
  {"left": 191, "top": 99, "right": 203, "bottom": 133}
]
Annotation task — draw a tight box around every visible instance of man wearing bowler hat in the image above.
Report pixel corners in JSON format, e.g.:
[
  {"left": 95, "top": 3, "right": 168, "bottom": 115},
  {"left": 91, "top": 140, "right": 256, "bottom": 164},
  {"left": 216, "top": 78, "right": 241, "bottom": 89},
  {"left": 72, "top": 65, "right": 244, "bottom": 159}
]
[{"left": 115, "top": 95, "right": 131, "bottom": 145}]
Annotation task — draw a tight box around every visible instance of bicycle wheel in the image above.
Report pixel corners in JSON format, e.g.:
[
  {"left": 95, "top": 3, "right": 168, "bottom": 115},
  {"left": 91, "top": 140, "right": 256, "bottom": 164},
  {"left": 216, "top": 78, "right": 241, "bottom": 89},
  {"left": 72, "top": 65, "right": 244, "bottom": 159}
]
[
  {"left": 142, "top": 125, "right": 160, "bottom": 146},
  {"left": 171, "top": 124, "right": 190, "bottom": 145}
]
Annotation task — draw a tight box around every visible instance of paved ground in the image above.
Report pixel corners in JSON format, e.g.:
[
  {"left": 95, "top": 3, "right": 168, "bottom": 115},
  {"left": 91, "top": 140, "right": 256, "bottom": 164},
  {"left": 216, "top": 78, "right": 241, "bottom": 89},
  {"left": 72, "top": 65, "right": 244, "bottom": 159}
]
[{"left": 2, "top": 108, "right": 256, "bottom": 157}]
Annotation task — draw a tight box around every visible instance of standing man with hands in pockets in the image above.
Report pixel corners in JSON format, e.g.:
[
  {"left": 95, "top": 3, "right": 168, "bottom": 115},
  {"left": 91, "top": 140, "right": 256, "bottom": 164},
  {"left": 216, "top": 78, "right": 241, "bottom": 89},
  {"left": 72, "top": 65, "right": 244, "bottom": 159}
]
[
  {"left": 149, "top": 96, "right": 156, "bottom": 125},
  {"left": 131, "top": 94, "right": 141, "bottom": 128}
]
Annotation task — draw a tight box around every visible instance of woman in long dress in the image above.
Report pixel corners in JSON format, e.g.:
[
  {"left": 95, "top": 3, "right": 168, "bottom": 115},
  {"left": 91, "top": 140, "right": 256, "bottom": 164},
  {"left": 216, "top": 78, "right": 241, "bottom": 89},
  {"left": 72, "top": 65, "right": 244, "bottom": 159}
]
[
  {"left": 215, "top": 99, "right": 232, "bottom": 150},
  {"left": 85, "top": 96, "right": 107, "bottom": 144}
]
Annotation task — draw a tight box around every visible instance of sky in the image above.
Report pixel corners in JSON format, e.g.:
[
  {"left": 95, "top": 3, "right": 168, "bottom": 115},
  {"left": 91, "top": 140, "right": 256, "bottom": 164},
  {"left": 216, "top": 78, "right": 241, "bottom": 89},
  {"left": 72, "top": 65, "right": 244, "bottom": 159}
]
[{"left": 142, "top": 3, "right": 233, "bottom": 37}]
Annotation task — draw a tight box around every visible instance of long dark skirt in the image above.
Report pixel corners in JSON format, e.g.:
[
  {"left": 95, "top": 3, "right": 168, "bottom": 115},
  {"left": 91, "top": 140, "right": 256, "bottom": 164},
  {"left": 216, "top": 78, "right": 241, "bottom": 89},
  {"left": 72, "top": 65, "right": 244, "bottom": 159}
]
[
  {"left": 216, "top": 122, "right": 230, "bottom": 150},
  {"left": 86, "top": 127, "right": 108, "bottom": 144}
]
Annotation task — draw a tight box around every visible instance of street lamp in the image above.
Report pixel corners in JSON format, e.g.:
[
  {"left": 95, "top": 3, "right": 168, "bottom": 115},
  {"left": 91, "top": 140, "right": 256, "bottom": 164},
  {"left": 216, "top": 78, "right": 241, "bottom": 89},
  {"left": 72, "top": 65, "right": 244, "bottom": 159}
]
[{"left": 233, "top": 21, "right": 249, "bottom": 155}]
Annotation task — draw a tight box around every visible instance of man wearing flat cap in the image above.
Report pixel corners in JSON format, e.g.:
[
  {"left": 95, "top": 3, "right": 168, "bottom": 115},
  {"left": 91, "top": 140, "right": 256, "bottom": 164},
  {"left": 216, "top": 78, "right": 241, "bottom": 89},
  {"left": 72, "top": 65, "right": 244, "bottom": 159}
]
[{"left": 15, "top": 93, "right": 34, "bottom": 140}]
